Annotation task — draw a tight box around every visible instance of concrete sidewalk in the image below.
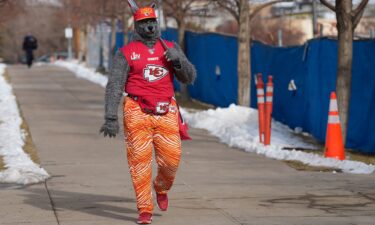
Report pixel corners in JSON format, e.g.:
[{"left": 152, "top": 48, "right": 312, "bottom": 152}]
[{"left": 2, "top": 65, "right": 375, "bottom": 225}]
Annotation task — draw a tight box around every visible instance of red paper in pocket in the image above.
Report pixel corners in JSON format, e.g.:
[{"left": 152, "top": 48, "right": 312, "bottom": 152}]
[{"left": 178, "top": 111, "right": 192, "bottom": 141}]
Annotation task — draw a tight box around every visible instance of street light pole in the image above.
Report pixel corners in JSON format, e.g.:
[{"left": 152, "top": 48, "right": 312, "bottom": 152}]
[
  {"left": 65, "top": 26, "right": 73, "bottom": 60},
  {"left": 68, "top": 31, "right": 73, "bottom": 60},
  {"left": 66, "top": 0, "right": 73, "bottom": 60}
]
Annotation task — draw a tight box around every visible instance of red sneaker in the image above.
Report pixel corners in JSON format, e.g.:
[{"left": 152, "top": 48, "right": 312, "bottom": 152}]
[
  {"left": 137, "top": 212, "right": 152, "bottom": 224},
  {"left": 156, "top": 193, "right": 168, "bottom": 211}
]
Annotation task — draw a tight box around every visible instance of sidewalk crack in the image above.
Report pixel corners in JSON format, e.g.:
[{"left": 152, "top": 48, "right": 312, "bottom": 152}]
[{"left": 44, "top": 181, "right": 60, "bottom": 225}]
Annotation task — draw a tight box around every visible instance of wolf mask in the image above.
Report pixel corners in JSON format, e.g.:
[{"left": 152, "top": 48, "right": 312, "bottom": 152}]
[{"left": 128, "top": 0, "right": 160, "bottom": 41}]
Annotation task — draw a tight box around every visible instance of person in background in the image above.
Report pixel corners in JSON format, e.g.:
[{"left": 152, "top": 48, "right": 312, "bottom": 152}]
[{"left": 22, "top": 34, "right": 38, "bottom": 68}]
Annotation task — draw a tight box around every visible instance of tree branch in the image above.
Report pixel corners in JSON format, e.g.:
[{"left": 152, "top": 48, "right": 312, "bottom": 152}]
[
  {"left": 214, "top": 0, "right": 239, "bottom": 23},
  {"left": 350, "top": 0, "right": 369, "bottom": 29},
  {"left": 235, "top": 0, "right": 241, "bottom": 16},
  {"left": 352, "top": 10, "right": 362, "bottom": 29},
  {"left": 320, "top": 0, "right": 336, "bottom": 12},
  {"left": 0, "top": 0, "right": 8, "bottom": 7},
  {"left": 163, "top": 0, "right": 180, "bottom": 18},
  {"left": 183, "top": 0, "right": 196, "bottom": 12},
  {"left": 249, "top": 0, "right": 293, "bottom": 21},
  {"left": 353, "top": 0, "right": 369, "bottom": 17}
]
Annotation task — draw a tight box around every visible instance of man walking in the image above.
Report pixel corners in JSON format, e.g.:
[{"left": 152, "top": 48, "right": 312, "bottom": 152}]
[
  {"left": 22, "top": 34, "right": 38, "bottom": 68},
  {"left": 100, "top": 1, "right": 196, "bottom": 224}
]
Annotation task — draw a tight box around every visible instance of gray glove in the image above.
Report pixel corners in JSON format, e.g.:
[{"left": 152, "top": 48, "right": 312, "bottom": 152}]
[
  {"left": 100, "top": 118, "right": 119, "bottom": 138},
  {"left": 164, "top": 47, "right": 181, "bottom": 69}
]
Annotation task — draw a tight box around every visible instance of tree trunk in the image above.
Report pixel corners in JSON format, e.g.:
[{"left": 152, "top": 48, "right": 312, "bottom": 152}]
[
  {"left": 178, "top": 18, "right": 186, "bottom": 51},
  {"left": 177, "top": 19, "right": 190, "bottom": 102},
  {"left": 109, "top": 16, "right": 117, "bottom": 69},
  {"left": 336, "top": 0, "right": 353, "bottom": 145},
  {"left": 73, "top": 27, "right": 80, "bottom": 59},
  {"left": 123, "top": 11, "right": 129, "bottom": 45},
  {"left": 237, "top": 0, "right": 250, "bottom": 106},
  {"left": 81, "top": 26, "right": 88, "bottom": 62},
  {"left": 110, "top": 16, "right": 116, "bottom": 55}
]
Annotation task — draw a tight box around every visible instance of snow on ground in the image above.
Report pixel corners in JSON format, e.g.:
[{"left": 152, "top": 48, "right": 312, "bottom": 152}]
[
  {"left": 0, "top": 64, "right": 50, "bottom": 185},
  {"left": 52, "top": 60, "right": 375, "bottom": 174},
  {"left": 54, "top": 60, "right": 108, "bottom": 88},
  {"left": 182, "top": 105, "right": 375, "bottom": 174}
]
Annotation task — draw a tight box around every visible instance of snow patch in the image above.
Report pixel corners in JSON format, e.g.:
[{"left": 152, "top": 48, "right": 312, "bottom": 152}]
[
  {"left": 182, "top": 105, "right": 375, "bottom": 174},
  {"left": 54, "top": 60, "right": 108, "bottom": 88},
  {"left": 0, "top": 64, "right": 50, "bottom": 185}
]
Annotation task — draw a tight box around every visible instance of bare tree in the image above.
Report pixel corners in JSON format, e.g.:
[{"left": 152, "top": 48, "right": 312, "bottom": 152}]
[
  {"left": 163, "top": 0, "right": 212, "bottom": 102},
  {"left": 251, "top": 16, "right": 305, "bottom": 46},
  {"left": 0, "top": 0, "right": 22, "bottom": 24},
  {"left": 214, "top": 0, "right": 292, "bottom": 106},
  {"left": 163, "top": 0, "right": 208, "bottom": 50},
  {"left": 320, "top": 0, "right": 369, "bottom": 145},
  {"left": 120, "top": 0, "right": 132, "bottom": 45},
  {"left": 101, "top": 0, "right": 131, "bottom": 56},
  {"left": 58, "top": 0, "right": 103, "bottom": 60},
  {"left": 0, "top": 0, "right": 9, "bottom": 7},
  {"left": 1, "top": 1, "right": 66, "bottom": 62},
  {"left": 58, "top": 0, "right": 133, "bottom": 63}
]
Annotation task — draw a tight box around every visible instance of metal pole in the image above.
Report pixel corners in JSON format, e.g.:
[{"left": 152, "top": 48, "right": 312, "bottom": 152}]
[
  {"left": 278, "top": 29, "right": 283, "bottom": 47},
  {"left": 67, "top": 0, "right": 73, "bottom": 60},
  {"left": 68, "top": 36, "right": 72, "bottom": 60}
]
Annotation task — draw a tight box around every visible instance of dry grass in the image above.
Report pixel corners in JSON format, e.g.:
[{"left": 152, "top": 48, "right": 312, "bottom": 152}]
[
  {"left": 0, "top": 69, "right": 40, "bottom": 173},
  {"left": 282, "top": 147, "right": 375, "bottom": 172},
  {"left": 0, "top": 70, "right": 9, "bottom": 172},
  {"left": 3, "top": 69, "right": 11, "bottom": 83},
  {"left": 284, "top": 160, "right": 341, "bottom": 173},
  {"left": 12, "top": 71, "right": 40, "bottom": 165},
  {"left": 346, "top": 150, "right": 375, "bottom": 165},
  {"left": 175, "top": 92, "right": 214, "bottom": 110},
  {"left": 20, "top": 116, "right": 40, "bottom": 165},
  {"left": 0, "top": 156, "right": 5, "bottom": 171},
  {"left": 281, "top": 127, "right": 375, "bottom": 172}
]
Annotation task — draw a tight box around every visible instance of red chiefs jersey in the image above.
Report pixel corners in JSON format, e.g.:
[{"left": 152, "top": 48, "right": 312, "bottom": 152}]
[{"left": 121, "top": 40, "right": 175, "bottom": 98}]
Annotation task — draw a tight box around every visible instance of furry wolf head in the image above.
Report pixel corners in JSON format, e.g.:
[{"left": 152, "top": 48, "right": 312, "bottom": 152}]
[{"left": 127, "top": 0, "right": 160, "bottom": 40}]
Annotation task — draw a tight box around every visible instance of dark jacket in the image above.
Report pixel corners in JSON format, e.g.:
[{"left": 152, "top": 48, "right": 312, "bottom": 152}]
[{"left": 23, "top": 35, "right": 38, "bottom": 51}]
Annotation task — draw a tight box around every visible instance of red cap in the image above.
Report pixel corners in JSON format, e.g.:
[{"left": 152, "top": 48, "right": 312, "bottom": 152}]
[{"left": 134, "top": 7, "right": 157, "bottom": 21}]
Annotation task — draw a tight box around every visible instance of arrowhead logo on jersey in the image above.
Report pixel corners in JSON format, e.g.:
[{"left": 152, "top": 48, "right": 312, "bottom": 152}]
[
  {"left": 156, "top": 102, "right": 170, "bottom": 114},
  {"left": 143, "top": 65, "right": 169, "bottom": 82}
]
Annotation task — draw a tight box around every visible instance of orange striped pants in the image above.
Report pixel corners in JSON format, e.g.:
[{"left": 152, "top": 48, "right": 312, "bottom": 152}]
[{"left": 123, "top": 97, "right": 181, "bottom": 214}]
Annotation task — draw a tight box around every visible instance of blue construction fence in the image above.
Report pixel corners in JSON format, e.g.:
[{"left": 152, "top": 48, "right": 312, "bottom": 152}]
[{"left": 116, "top": 29, "right": 375, "bottom": 154}]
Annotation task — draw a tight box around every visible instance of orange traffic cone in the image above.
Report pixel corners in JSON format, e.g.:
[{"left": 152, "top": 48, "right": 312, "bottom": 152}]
[
  {"left": 256, "top": 74, "right": 265, "bottom": 143},
  {"left": 325, "top": 92, "right": 345, "bottom": 160}
]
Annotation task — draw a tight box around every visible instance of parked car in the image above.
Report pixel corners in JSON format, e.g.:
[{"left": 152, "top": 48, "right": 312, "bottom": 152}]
[{"left": 37, "top": 52, "right": 68, "bottom": 62}]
